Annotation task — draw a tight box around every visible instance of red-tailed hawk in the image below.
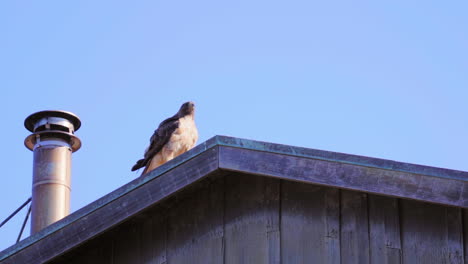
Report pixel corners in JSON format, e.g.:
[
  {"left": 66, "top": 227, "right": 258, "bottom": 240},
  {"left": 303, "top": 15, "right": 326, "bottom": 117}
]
[{"left": 132, "top": 101, "right": 198, "bottom": 174}]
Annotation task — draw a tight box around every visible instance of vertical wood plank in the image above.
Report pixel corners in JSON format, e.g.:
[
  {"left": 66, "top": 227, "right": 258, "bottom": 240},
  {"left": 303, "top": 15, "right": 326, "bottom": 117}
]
[
  {"left": 267, "top": 178, "right": 281, "bottom": 264},
  {"left": 401, "top": 200, "right": 464, "bottom": 264},
  {"left": 139, "top": 216, "right": 154, "bottom": 264},
  {"left": 280, "top": 182, "right": 340, "bottom": 264},
  {"left": 87, "top": 235, "right": 114, "bottom": 264},
  {"left": 86, "top": 235, "right": 114, "bottom": 264},
  {"left": 340, "top": 190, "right": 370, "bottom": 264},
  {"left": 46, "top": 235, "right": 114, "bottom": 264},
  {"left": 139, "top": 209, "right": 167, "bottom": 264},
  {"left": 368, "top": 195, "right": 401, "bottom": 264},
  {"left": 224, "top": 174, "right": 280, "bottom": 264},
  {"left": 325, "top": 187, "right": 341, "bottom": 264},
  {"left": 447, "top": 207, "right": 464, "bottom": 264},
  {"left": 166, "top": 177, "right": 224, "bottom": 264},
  {"left": 113, "top": 221, "right": 141, "bottom": 264},
  {"left": 464, "top": 209, "right": 468, "bottom": 264}
]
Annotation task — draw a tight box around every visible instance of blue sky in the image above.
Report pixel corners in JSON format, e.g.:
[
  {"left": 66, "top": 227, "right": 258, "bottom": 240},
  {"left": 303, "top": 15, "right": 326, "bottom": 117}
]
[{"left": 1, "top": 1, "right": 467, "bottom": 250}]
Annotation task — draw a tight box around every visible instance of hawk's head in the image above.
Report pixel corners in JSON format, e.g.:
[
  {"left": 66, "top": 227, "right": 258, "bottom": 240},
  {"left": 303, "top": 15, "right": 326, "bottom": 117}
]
[{"left": 178, "top": 101, "right": 195, "bottom": 117}]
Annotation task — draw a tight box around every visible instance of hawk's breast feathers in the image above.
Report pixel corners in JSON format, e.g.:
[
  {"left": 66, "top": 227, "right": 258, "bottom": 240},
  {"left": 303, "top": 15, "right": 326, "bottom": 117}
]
[{"left": 131, "top": 102, "right": 198, "bottom": 174}]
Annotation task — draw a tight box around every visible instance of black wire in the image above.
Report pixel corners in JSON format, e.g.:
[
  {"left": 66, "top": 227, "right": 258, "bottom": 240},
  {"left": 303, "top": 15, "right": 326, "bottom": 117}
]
[
  {"left": 17, "top": 205, "right": 31, "bottom": 243},
  {"left": 0, "top": 197, "right": 32, "bottom": 229}
]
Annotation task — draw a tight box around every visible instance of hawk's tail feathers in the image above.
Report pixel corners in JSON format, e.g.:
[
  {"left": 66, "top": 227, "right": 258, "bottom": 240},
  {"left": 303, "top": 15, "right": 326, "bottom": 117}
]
[{"left": 131, "top": 159, "right": 146, "bottom": 171}]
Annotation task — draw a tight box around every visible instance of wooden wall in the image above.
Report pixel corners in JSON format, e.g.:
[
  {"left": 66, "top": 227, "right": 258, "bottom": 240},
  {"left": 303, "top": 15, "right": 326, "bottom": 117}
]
[{"left": 50, "top": 173, "right": 467, "bottom": 264}]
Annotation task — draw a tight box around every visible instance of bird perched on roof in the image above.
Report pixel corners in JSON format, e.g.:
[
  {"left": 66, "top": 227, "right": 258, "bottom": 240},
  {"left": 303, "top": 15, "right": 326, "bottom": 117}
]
[{"left": 131, "top": 101, "right": 198, "bottom": 175}]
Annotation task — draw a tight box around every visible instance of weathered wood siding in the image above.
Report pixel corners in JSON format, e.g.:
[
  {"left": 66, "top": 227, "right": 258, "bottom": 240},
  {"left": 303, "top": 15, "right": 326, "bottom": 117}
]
[{"left": 50, "top": 174, "right": 467, "bottom": 264}]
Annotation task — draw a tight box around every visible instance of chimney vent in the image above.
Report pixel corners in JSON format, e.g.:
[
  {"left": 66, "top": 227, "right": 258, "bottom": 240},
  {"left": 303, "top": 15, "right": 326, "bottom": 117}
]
[{"left": 24, "top": 110, "right": 81, "bottom": 234}]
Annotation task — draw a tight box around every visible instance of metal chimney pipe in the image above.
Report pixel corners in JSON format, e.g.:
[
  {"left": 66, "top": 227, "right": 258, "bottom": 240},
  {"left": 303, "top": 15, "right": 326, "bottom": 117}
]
[{"left": 24, "top": 110, "right": 81, "bottom": 235}]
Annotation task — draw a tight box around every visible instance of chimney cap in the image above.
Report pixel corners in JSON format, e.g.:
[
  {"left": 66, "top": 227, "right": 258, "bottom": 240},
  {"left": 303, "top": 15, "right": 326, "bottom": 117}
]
[{"left": 24, "top": 110, "right": 81, "bottom": 132}]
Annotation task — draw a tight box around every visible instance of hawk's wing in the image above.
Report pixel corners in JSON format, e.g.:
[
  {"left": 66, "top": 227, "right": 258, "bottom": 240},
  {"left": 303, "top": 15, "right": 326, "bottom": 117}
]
[{"left": 131, "top": 115, "right": 179, "bottom": 171}]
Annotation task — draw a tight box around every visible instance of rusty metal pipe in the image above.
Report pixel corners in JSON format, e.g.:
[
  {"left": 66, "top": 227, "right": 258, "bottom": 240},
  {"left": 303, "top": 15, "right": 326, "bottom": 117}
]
[{"left": 24, "top": 110, "right": 81, "bottom": 235}]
